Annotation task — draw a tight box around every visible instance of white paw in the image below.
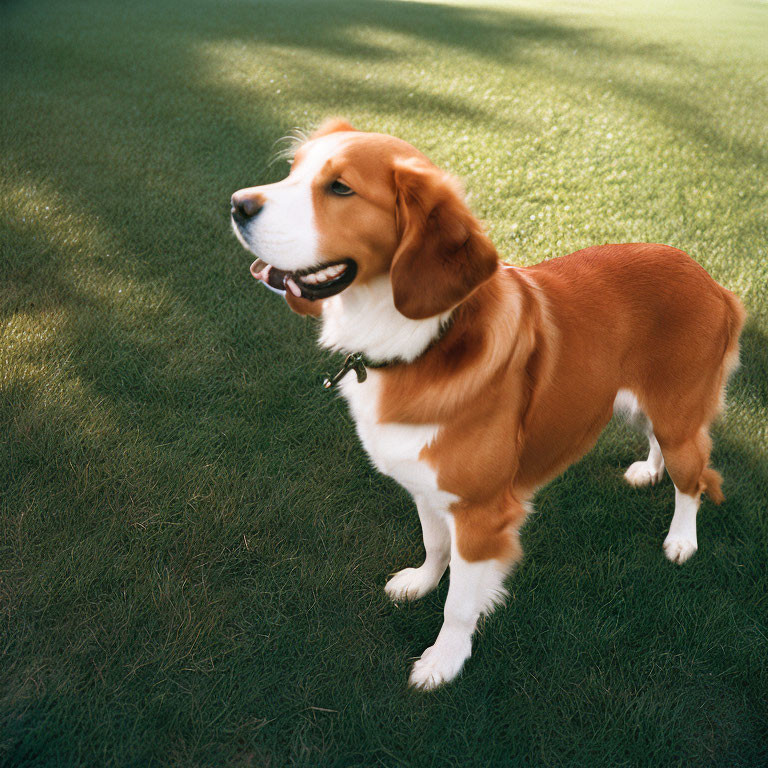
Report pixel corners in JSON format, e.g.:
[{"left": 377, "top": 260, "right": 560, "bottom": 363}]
[
  {"left": 663, "top": 536, "right": 698, "bottom": 564},
  {"left": 385, "top": 566, "right": 441, "bottom": 602},
  {"left": 624, "top": 460, "right": 664, "bottom": 487},
  {"left": 408, "top": 638, "right": 471, "bottom": 690}
]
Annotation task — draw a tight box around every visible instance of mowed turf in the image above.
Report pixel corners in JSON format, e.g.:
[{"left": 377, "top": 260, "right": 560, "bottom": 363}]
[{"left": 1, "top": 0, "right": 767, "bottom": 765}]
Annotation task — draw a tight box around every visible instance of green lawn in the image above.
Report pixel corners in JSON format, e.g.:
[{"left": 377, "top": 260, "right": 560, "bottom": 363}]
[{"left": 1, "top": 0, "right": 767, "bottom": 765}]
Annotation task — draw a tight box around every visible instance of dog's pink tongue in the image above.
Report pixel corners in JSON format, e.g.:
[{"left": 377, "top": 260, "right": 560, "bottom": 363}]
[
  {"left": 250, "top": 259, "right": 291, "bottom": 294},
  {"left": 250, "top": 259, "right": 270, "bottom": 282}
]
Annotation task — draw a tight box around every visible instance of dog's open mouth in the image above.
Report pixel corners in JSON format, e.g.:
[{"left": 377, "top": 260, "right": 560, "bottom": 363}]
[{"left": 250, "top": 258, "right": 357, "bottom": 300}]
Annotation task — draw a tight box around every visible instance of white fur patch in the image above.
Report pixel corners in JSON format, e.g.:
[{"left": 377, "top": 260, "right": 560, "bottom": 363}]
[
  {"left": 624, "top": 433, "right": 665, "bottom": 486},
  {"left": 664, "top": 488, "right": 699, "bottom": 564},
  {"left": 613, "top": 388, "right": 644, "bottom": 423},
  {"left": 338, "top": 370, "right": 454, "bottom": 502},
  {"left": 320, "top": 275, "right": 450, "bottom": 362}
]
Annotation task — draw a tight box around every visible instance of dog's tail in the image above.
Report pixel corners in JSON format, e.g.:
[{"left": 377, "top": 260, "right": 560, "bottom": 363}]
[
  {"left": 700, "top": 287, "right": 745, "bottom": 507},
  {"left": 701, "top": 467, "right": 725, "bottom": 505},
  {"left": 721, "top": 287, "right": 746, "bottom": 381}
]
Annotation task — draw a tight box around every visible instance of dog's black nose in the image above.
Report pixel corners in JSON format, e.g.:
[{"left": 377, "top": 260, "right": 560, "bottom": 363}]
[{"left": 231, "top": 191, "right": 264, "bottom": 224}]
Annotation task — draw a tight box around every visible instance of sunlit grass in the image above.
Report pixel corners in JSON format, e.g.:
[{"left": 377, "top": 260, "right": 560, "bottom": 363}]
[{"left": 1, "top": 0, "right": 767, "bottom": 765}]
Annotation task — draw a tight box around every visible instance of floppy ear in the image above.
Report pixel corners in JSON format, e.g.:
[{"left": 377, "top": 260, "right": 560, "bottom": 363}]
[
  {"left": 310, "top": 117, "right": 357, "bottom": 140},
  {"left": 391, "top": 159, "right": 499, "bottom": 319}
]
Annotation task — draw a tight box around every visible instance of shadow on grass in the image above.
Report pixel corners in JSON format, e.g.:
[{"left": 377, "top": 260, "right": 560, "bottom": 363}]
[{"left": 731, "top": 323, "right": 768, "bottom": 410}]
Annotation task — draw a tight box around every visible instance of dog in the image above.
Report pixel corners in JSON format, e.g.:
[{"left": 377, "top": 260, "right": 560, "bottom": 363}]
[{"left": 230, "top": 119, "right": 746, "bottom": 690}]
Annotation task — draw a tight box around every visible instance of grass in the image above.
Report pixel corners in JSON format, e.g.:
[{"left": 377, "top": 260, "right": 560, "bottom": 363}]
[{"left": 1, "top": 0, "right": 767, "bottom": 764}]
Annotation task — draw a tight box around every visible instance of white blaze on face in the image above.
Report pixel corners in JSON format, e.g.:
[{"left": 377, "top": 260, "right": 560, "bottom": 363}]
[{"left": 234, "top": 136, "right": 344, "bottom": 272}]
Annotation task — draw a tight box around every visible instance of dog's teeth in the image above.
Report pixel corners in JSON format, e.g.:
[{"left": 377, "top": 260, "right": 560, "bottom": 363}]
[
  {"left": 300, "top": 263, "right": 347, "bottom": 286},
  {"left": 323, "top": 266, "right": 343, "bottom": 280},
  {"left": 286, "top": 277, "right": 302, "bottom": 297}
]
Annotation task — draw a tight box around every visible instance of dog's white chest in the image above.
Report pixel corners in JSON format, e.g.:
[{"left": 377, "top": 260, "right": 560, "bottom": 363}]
[{"left": 338, "top": 371, "right": 441, "bottom": 497}]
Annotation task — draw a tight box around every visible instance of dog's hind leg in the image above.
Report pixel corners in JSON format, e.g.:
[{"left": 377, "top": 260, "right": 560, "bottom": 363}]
[
  {"left": 624, "top": 432, "right": 665, "bottom": 487},
  {"left": 615, "top": 389, "right": 665, "bottom": 487},
  {"left": 385, "top": 494, "right": 450, "bottom": 602},
  {"left": 657, "top": 427, "right": 723, "bottom": 564}
]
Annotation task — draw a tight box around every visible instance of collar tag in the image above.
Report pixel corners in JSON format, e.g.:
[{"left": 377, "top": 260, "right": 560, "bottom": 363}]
[{"left": 322, "top": 353, "right": 368, "bottom": 390}]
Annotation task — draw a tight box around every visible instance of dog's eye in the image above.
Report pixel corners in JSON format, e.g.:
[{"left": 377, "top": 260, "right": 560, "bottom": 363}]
[{"left": 330, "top": 180, "right": 354, "bottom": 196}]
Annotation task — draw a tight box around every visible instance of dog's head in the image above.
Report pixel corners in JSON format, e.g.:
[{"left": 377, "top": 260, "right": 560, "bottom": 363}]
[{"left": 231, "top": 119, "right": 498, "bottom": 319}]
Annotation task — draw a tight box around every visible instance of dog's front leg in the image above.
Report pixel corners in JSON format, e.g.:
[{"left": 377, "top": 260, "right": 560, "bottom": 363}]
[
  {"left": 408, "top": 496, "right": 523, "bottom": 690},
  {"left": 385, "top": 494, "right": 450, "bottom": 602}
]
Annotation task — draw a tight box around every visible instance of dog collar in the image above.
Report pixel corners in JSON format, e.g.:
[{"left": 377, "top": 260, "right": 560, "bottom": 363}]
[
  {"left": 322, "top": 352, "right": 391, "bottom": 390},
  {"left": 321, "top": 314, "right": 455, "bottom": 390}
]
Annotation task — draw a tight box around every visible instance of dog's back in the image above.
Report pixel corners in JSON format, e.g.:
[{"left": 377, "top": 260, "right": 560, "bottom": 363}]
[{"left": 515, "top": 243, "right": 745, "bottom": 500}]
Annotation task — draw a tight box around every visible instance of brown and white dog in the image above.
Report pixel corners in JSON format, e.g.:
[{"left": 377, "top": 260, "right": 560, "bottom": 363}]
[{"left": 231, "top": 119, "right": 745, "bottom": 690}]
